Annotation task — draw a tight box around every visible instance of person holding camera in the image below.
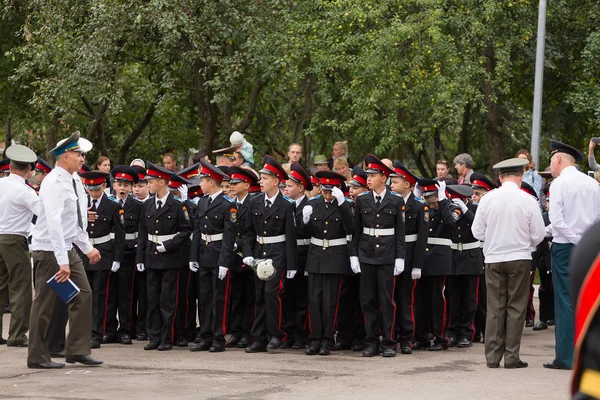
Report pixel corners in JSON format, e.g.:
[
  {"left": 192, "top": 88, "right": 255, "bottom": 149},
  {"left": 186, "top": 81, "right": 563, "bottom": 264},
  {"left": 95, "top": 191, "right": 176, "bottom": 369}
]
[{"left": 588, "top": 137, "right": 600, "bottom": 171}]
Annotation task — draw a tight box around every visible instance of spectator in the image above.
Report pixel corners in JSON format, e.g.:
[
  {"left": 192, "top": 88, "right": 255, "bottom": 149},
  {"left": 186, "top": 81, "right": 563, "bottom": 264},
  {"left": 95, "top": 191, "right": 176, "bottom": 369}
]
[
  {"left": 594, "top": 170, "right": 600, "bottom": 186},
  {"left": 329, "top": 140, "right": 353, "bottom": 170},
  {"left": 588, "top": 138, "right": 600, "bottom": 171},
  {"left": 162, "top": 152, "right": 178, "bottom": 172},
  {"left": 95, "top": 156, "right": 111, "bottom": 173},
  {"left": 314, "top": 155, "right": 330, "bottom": 171},
  {"left": 333, "top": 157, "right": 352, "bottom": 182},
  {"left": 216, "top": 156, "right": 233, "bottom": 167},
  {"left": 232, "top": 151, "right": 245, "bottom": 167},
  {"left": 229, "top": 131, "right": 254, "bottom": 167},
  {"left": 515, "top": 149, "right": 543, "bottom": 199},
  {"left": 287, "top": 143, "right": 303, "bottom": 165},
  {"left": 435, "top": 159, "right": 454, "bottom": 181},
  {"left": 129, "top": 158, "right": 145, "bottom": 168},
  {"left": 454, "top": 153, "right": 474, "bottom": 184}
]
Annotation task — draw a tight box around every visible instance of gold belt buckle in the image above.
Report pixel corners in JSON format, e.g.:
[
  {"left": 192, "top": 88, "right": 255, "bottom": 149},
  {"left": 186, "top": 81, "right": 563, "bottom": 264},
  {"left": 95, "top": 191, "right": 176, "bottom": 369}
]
[
  {"left": 458, "top": 242, "right": 463, "bottom": 252},
  {"left": 322, "top": 239, "right": 329, "bottom": 249},
  {"left": 151, "top": 234, "right": 159, "bottom": 243}
]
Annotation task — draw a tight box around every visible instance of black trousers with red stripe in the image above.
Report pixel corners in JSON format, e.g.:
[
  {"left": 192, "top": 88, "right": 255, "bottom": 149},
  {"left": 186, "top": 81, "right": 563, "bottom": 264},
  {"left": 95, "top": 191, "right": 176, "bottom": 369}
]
[
  {"left": 197, "top": 267, "right": 230, "bottom": 345},
  {"left": 360, "top": 263, "right": 397, "bottom": 350},
  {"left": 336, "top": 274, "right": 365, "bottom": 347},
  {"left": 86, "top": 269, "right": 111, "bottom": 342},
  {"left": 251, "top": 270, "right": 286, "bottom": 344},
  {"left": 146, "top": 268, "right": 179, "bottom": 345},
  {"left": 308, "top": 273, "right": 343, "bottom": 347},
  {"left": 282, "top": 273, "right": 310, "bottom": 345},
  {"left": 131, "top": 268, "right": 148, "bottom": 336},
  {"left": 228, "top": 268, "right": 255, "bottom": 340},
  {"left": 414, "top": 275, "right": 448, "bottom": 344},
  {"left": 175, "top": 268, "right": 197, "bottom": 342},
  {"left": 395, "top": 270, "right": 417, "bottom": 346},
  {"left": 105, "top": 253, "right": 136, "bottom": 338},
  {"left": 446, "top": 274, "right": 480, "bottom": 341}
]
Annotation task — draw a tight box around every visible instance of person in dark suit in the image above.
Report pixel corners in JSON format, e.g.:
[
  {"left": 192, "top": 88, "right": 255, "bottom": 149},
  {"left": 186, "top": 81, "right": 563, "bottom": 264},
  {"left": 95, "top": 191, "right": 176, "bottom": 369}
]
[
  {"left": 242, "top": 155, "right": 298, "bottom": 353},
  {"left": 79, "top": 171, "right": 126, "bottom": 349},
  {"left": 303, "top": 171, "right": 353, "bottom": 355},
  {"left": 103, "top": 166, "right": 141, "bottom": 345},
  {"left": 281, "top": 163, "right": 313, "bottom": 349},
  {"left": 189, "top": 160, "right": 237, "bottom": 353},
  {"left": 136, "top": 162, "right": 192, "bottom": 351},
  {"left": 349, "top": 154, "right": 406, "bottom": 358},
  {"left": 445, "top": 184, "right": 484, "bottom": 348},
  {"left": 389, "top": 161, "right": 429, "bottom": 354}
]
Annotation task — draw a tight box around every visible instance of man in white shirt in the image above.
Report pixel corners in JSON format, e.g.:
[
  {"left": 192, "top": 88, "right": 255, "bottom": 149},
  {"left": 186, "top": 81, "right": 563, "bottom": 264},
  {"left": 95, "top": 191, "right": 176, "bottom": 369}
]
[
  {"left": 544, "top": 140, "right": 600, "bottom": 370},
  {"left": 472, "top": 158, "right": 546, "bottom": 369},
  {"left": 28, "top": 131, "right": 102, "bottom": 369},
  {"left": 0, "top": 145, "right": 40, "bottom": 347}
]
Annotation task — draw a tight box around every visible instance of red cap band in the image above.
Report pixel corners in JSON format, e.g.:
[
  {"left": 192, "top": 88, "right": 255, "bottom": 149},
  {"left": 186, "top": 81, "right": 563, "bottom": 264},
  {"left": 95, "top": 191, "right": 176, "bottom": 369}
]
[
  {"left": 320, "top": 176, "right": 342, "bottom": 186},
  {"left": 35, "top": 163, "right": 52, "bottom": 173},
  {"left": 82, "top": 177, "right": 105, "bottom": 185},
  {"left": 115, "top": 172, "right": 134, "bottom": 182},
  {"left": 368, "top": 163, "right": 390, "bottom": 177},
  {"left": 289, "top": 170, "right": 308, "bottom": 187},
  {"left": 230, "top": 172, "right": 252, "bottom": 183},
  {"left": 263, "top": 163, "right": 284, "bottom": 181},
  {"left": 146, "top": 169, "right": 170, "bottom": 181},
  {"left": 472, "top": 179, "right": 492, "bottom": 191},
  {"left": 352, "top": 174, "right": 367, "bottom": 186},
  {"left": 200, "top": 166, "right": 223, "bottom": 182},
  {"left": 392, "top": 169, "right": 416, "bottom": 186}
]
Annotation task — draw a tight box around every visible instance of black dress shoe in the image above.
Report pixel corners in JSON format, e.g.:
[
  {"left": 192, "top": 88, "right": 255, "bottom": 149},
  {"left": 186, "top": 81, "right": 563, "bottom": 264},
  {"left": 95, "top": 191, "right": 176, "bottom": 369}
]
[
  {"left": 400, "top": 346, "right": 412, "bottom": 355},
  {"left": 0, "top": 337, "right": 7, "bottom": 345},
  {"left": 176, "top": 339, "right": 188, "bottom": 347},
  {"left": 50, "top": 350, "right": 65, "bottom": 358},
  {"left": 91, "top": 340, "right": 101, "bottom": 349},
  {"left": 245, "top": 342, "right": 267, "bottom": 353},
  {"left": 291, "top": 341, "right": 307, "bottom": 350},
  {"left": 505, "top": 360, "right": 528, "bottom": 369},
  {"left": 447, "top": 337, "right": 458, "bottom": 347},
  {"left": 225, "top": 335, "right": 241, "bottom": 348},
  {"left": 487, "top": 363, "right": 500, "bottom": 368},
  {"left": 144, "top": 342, "right": 159, "bottom": 350},
  {"left": 525, "top": 319, "right": 534, "bottom": 328},
  {"left": 190, "top": 341, "right": 211, "bottom": 352},
  {"left": 119, "top": 335, "right": 133, "bottom": 345},
  {"left": 65, "top": 355, "right": 103, "bottom": 366},
  {"left": 267, "top": 337, "right": 283, "bottom": 349},
  {"left": 28, "top": 361, "right": 65, "bottom": 369},
  {"left": 318, "top": 346, "right": 332, "bottom": 356},
  {"left": 363, "top": 346, "right": 378, "bottom": 357},
  {"left": 543, "top": 360, "right": 571, "bottom": 370},
  {"left": 158, "top": 344, "right": 173, "bottom": 351},
  {"left": 209, "top": 344, "right": 225, "bottom": 352},
  {"left": 412, "top": 340, "right": 430, "bottom": 350},
  {"left": 457, "top": 338, "right": 472, "bottom": 348},
  {"left": 429, "top": 343, "right": 447, "bottom": 351},
  {"left": 102, "top": 336, "right": 119, "bottom": 344},
  {"left": 7, "top": 341, "right": 28, "bottom": 347},
  {"left": 382, "top": 348, "right": 396, "bottom": 357},
  {"left": 305, "top": 345, "right": 319, "bottom": 355},
  {"left": 282, "top": 340, "right": 294, "bottom": 349},
  {"left": 352, "top": 343, "right": 364, "bottom": 352},
  {"left": 533, "top": 321, "right": 548, "bottom": 331},
  {"left": 333, "top": 342, "right": 351, "bottom": 351},
  {"left": 136, "top": 333, "right": 148, "bottom": 341},
  {"left": 237, "top": 337, "right": 250, "bottom": 349},
  {"left": 547, "top": 320, "right": 555, "bottom": 326}
]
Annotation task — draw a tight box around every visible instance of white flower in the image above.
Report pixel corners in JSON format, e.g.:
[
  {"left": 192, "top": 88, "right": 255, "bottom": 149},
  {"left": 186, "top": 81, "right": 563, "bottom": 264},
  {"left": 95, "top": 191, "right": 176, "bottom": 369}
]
[{"left": 256, "top": 259, "right": 276, "bottom": 281}]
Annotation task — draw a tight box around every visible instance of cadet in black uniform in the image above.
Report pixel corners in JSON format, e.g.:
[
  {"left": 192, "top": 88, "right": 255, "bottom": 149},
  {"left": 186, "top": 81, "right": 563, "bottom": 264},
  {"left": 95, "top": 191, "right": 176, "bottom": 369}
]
[
  {"left": 136, "top": 162, "right": 192, "bottom": 351},
  {"left": 79, "top": 171, "right": 126, "bottom": 349},
  {"left": 225, "top": 167, "right": 257, "bottom": 348},
  {"left": 189, "top": 161, "right": 237, "bottom": 352},
  {"left": 303, "top": 171, "right": 353, "bottom": 355},
  {"left": 389, "top": 161, "right": 429, "bottom": 354},
  {"left": 185, "top": 180, "right": 202, "bottom": 342},
  {"left": 104, "top": 166, "right": 141, "bottom": 345},
  {"left": 349, "top": 155, "right": 406, "bottom": 358},
  {"left": 242, "top": 156, "right": 298, "bottom": 353},
  {"left": 413, "top": 179, "right": 459, "bottom": 351},
  {"left": 445, "top": 184, "right": 484, "bottom": 348},
  {"left": 281, "top": 163, "right": 313, "bottom": 349}
]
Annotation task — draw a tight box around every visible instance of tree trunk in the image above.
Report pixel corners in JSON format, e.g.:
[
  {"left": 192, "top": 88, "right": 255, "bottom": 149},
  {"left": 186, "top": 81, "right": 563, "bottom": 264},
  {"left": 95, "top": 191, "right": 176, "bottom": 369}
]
[
  {"left": 482, "top": 44, "right": 504, "bottom": 171},
  {"left": 433, "top": 127, "right": 444, "bottom": 161},
  {"left": 46, "top": 113, "right": 62, "bottom": 163},
  {"left": 459, "top": 102, "right": 471, "bottom": 154},
  {"left": 193, "top": 60, "right": 219, "bottom": 153},
  {"left": 4, "top": 117, "right": 12, "bottom": 153},
  {"left": 118, "top": 92, "right": 162, "bottom": 164},
  {"left": 236, "top": 79, "right": 265, "bottom": 133},
  {"left": 293, "top": 72, "right": 316, "bottom": 143}
]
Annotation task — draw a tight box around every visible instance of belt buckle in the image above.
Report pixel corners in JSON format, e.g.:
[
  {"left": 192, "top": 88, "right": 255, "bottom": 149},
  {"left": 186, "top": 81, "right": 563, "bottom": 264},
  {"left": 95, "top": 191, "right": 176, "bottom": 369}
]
[
  {"left": 322, "top": 239, "right": 329, "bottom": 249},
  {"left": 151, "top": 234, "right": 159, "bottom": 243},
  {"left": 205, "top": 234, "right": 212, "bottom": 243},
  {"left": 368, "top": 228, "right": 375, "bottom": 236},
  {"left": 257, "top": 236, "right": 264, "bottom": 245},
  {"left": 458, "top": 242, "right": 463, "bottom": 252}
]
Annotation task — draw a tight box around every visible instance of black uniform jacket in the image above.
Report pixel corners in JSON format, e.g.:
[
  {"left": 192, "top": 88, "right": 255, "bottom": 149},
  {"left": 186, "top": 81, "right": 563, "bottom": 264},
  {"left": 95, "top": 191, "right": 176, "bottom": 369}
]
[
  {"left": 404, "top": 193, "right": 429, "bottom": 271},
  {"left": 450, "top": 202, "right": 484, "bottom": 275},
  {"left": 190, "top": 192, "right": 237, "bottom": 269},
  {"left": 422, "top": 198, "right": 458, "bottom": 276},
  {"left": 86, "top": 194, "right": 125, "bottom": 271},
  {"left": 231, "top": 194, "right": 251, "bottom": 273},
  {"left": 137, "top": 193, "right": 192, "bottom": 270},
  {"left": 122, "top": 195, "right": 143, "bottom": 256},
  {"left": 242, "top": 191, "right": 298, "bottom": 272},
  {"left": 304, "top": 196, "right": 353, "bottom": 274},
  {"left": 349, "top": 190, "right": 406, "bottom": 265},
  {"left": 294, "top": 195, "right": 311, "bottom": 275}
]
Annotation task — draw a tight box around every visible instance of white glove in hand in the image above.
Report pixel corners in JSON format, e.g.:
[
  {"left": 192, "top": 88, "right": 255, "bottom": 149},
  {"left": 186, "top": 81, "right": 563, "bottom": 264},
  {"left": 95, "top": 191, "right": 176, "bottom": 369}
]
[
  {"left": 302, "top": 205, "right": 313, "bottom": 224},
  {"left": 394, "top": 258, "right": 405, "bottom": 276},
  {"left": 243, "top": 257, "right": 254, "bottom": 267},
  {"left": 218, "top": 266, "right": 228, "bottom": 280},
  {"left": 411, "top": 268, "right": 422, "bottom": 280},
  {"left": 189, "top": 262, "right": 199, "bottom": 272},
  {"left": 233, "top": 242, "right": 238, "bottom": 252},
  {"left": 111, "top": 261, "right": 121, "bottom": 273},
  {"left": 350, "top": 256, "right": 361, "bottom": 274},
  {"left": 286, "top": 270, "right": 297, "bottom": 279},
  {"left": 452, "top": 198, "right": 468, "bottom": 213},
  {"left": 436, "top": 181, "right": 447, "bottom": 201},
  {"left": 304, "top": 271, "right": 308, "bottom": 277},
  {"left": 178, "top": 184, "right": 188, "bottom": 201},
  {"left": 156, "top": 242, "right": 167, "bottom": 253},
  {"left": 414, "top": 184, "right": 423, "bottom": 198},
  {"left": 331, "top": 186, "right": 345, "bottom": 206},
  {"left": 136, "top": 263, "right": 145, "bottom": 272}
]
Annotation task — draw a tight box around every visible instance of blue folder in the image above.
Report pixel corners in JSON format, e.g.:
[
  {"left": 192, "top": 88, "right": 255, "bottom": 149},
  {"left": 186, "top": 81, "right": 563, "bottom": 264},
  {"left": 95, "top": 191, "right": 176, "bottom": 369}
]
[{"left": 47, "top": 274, "right": 81, "bottom": 303}]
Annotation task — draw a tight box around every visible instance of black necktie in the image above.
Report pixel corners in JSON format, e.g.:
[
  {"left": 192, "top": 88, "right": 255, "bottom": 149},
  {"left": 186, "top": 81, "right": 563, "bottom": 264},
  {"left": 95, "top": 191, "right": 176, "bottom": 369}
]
[
  {"left": 120, "top": 199, "right": 125, "bottom": 208},
  {"left": 208, "top": 197, "right": 213, "bottom": 206},
  {"left": 72, "top": 180, "right": 84, "bottom": 230},
  {"left": 266, "top": 199, "right": 272, "bottom": 211},
  {"left": 326, "top": 201, "right": 331, "bottom": 209},
  {"left": 91, "top": 200, "right": 98, "bottom": 211},
  {"left": 237, "top": 202, "right": 242, "bottom": 209},
  {"left": 376, "top": 195, "right": 382, "bottom": 207},
  {"left": 157, "top": 200, "right": 163, "bottom": 211}
]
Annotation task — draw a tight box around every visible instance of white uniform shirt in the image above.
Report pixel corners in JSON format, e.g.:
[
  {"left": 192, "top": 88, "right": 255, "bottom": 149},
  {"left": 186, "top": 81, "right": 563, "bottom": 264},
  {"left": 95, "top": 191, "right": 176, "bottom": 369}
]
[
  {"left": 471, "top": 181, "right": 546, "bottom": 263},
  {"left": 0, "top": 174, "right": 41, "bottom": 237},
  {"left": 31, "top": 166, "right": 93, "bottom": 265},
  {"left": 549, "top": 166, "right": 600, "bottom": 244}
]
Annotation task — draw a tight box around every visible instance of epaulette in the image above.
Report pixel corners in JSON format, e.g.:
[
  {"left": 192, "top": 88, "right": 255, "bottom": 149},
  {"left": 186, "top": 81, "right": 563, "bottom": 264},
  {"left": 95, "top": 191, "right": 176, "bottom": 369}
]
[
  {"left": 223, "top": 195, "right": 235, "bottom": 203},
  {"left": 108, "top": 196, "right": 120, "bottom": 203},
  {"left": 345, "top": 198, "right": 354, "bottom": 204},
  {"left": 415, "top": 196, "right": 428, "bottom": 205},
  {"left": 391, "top": 191, "right": 403, "bottom": 198},
  {"left": 173, "top": 195, "right": 183, "bottom": 202},
  {"left": 358, "top": 191, "right": 370, "bottom": 197},
  {"left": 312, "top": 195, "right": 321, "bottom": 200},
  {"left": 282, "top": 195, "right": 294, "bottom": 204}
]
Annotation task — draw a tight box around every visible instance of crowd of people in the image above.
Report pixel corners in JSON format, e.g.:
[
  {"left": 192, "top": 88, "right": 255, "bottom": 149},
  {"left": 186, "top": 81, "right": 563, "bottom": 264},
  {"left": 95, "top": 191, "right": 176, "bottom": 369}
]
[{"left": 1, "top": 132, "right": 600, "bottom": 398}]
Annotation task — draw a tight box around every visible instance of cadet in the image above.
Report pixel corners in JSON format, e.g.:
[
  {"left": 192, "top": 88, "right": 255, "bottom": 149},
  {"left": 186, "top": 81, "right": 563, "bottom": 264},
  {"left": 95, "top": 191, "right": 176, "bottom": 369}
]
[
  {"left": 137, "top": 161, "right": 192, "bottom": 351},
  {"left": 281, "top": 163, "right": 313, "bottom": 349},
  {"left": 349, "top": 154, "right": 406, "bottom": 358},
  {"left": 104, "top": 166, "right": 141, "bottom": 345},
  {"left": 79, "top": 171, "right": 126, "bottom": 348},
  {"left": 303, "top": 171, "right": 352, "bottom": 355},
  {"left": 242, "top": 155, "right": 298, "bottom": 353},
  {"left": 226, "top": 166, "right": 257, "bottom": 349},
  {"left": 445, "top": 184, "right": 484, "bottom": 348},
  {"left": 189, "top": 160, "right": 237, "bottom": 352},
  {"left": 0, "top": 158, "right": 9, "bottom": 178},
  {"left": 389, "top": 161, "right": 429, "bottom": 354}
]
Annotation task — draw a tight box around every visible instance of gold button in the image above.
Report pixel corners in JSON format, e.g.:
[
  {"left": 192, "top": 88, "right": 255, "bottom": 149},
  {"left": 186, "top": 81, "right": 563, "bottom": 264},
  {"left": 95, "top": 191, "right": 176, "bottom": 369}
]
[
  {"left": 458, "top": 227, "right": 461, "bottom": 230},
  {"left": 264, "top": 231, "right": 267, "bottom": 234},
  {"left": 376, "top": 224, "right": 379, "bottom": 228},
  {"left": 376, "top": 244, "right": 380, "bottom": 248},
  {"left": 156, "top": 220, "right": 159, "bottom": 223},
  {"left": 204, "top": 225, "right": 207, "bottom": 228},
  {"left": 323, "top": 247, "right": 326, "bottom": 250},
  {"left": 429, "top": 228, "right": 433, "bottom": 232},
  {"left": 90, "top": 231, "right": 94, "bottom": 234},
  {"left": 206, "top": 242, "right": 209, "bottom": 245},
  {"left": 264, "top": 220, "right": 267, "bottom": 224},
  {"left": 155, "top": 230, "right": 159, "bottom": 234},
  {"left": 263, "top": 252, "right": 267, "bottom": 256},
  {"left": 376, "top": 214, "right": 380, "bottom": 217},
  {"left": 375, "top": 235, "right": 379, "bottom": 238},
  {"left": 458, "top": 234, "right": 462, "bottom": 238},
  {"left": 425, "top": 248, "right": 429, "bottom": 251},
  {"left": 324, "top": 230, "right": 327, "bottom": 233},
  {"left": 325, "top": 222, "right": 328, "bottom": 225},
  {"left": 91, "top": 223, "right": 94, "bottom": 227},
  {"left": 154, "top": 251, "right": 158, "bottom": 255},
  {"left": 237, "top": 233, "right": 240, "bottom": 236}
]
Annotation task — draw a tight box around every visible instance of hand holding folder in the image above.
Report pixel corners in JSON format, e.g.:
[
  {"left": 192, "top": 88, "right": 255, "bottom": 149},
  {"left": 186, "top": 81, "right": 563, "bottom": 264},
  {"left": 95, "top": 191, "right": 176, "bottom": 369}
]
[{"left": 47, "top": 273, "right": 81, "bottom": 304}]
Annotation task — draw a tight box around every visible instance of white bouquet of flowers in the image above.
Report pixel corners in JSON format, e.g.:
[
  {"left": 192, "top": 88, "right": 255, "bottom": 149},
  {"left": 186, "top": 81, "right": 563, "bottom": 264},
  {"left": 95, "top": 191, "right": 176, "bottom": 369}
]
[{"left": 253, "top": 259, "right": 276, "bottom": 281}]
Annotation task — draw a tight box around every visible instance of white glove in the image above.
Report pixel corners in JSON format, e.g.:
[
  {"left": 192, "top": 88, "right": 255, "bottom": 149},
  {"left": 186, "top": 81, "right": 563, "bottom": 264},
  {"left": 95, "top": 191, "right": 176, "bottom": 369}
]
[
  {"left": 136, "top": 263, "right": 145, "bottom": 272},
  {"left": 350, "top": 256, "right": 361, "bottom": 274},
  {"left": 436, "top": 181, "right": 447, "bottom": 201},
  {"left": 414, "top": 184, "right": 423, "bottom": 198},
  {"left": 218, "top": 266, "right": 228, "bottom": 280},
  {"left": 331, "top": 186, "right": 345, "bottom": 206},
  {"left": 243, "top": 257, "right": 254, "bottom": 267},
  {"left": 156, "top": 242, "right": 167, "bottom": 253},
  {"left": 111, "top": 261, "right": 121, "bottom": 273},
  {"left": 233, "top": 242, "right": 238, "bottom": 252},
  {"left": 452, "top": 198, "right": 468, "bottom": 213},
  {"left": 394, "top": 258, "right": 405, "bottom": 276},
  {"left": 304, "top": 271, "right": 308, "bottom": 277},
  {"left": 178, "top": 184, "right": 188, "bottom": 201},
  {"left": 302, "top": 205, "right": 313, "bottom": 224},
  {"left": 411, "top": 268, "right": 422, "bottom": 280},
  {"left": 189, "top": 261, "right": 199, "bottom": 272},
  {"left": 286, "top": 270, "right": 297, "bottom": 279}
]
